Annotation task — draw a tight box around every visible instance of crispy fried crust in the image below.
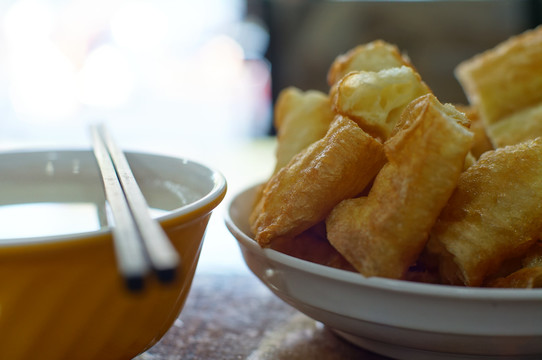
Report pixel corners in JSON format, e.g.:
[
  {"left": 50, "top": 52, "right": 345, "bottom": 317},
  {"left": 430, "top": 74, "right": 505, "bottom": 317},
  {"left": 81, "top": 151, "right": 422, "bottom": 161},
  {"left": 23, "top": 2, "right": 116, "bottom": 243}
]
[
  {"left": 486, "top": 267, "right": 542, "bottom": 288},
  {"left": 455, "top": 25, "right": 542, "bottom": 147},
  {"left": 522, "top": 242, "right": 542, "bottom": 268},
  {"left": 427, "top": 138, "right": 542, "bottom": 286},
  {"left": 488, "top": 103, "right": 542, "bottom": 147},
  {"left": 326, "top": 94, "right": 473, "bottom": 279},
  {"left": 486, "top": 242, "right": 542, "bottom": 288},
  {"left": 269, "top": 223, "right": 355, "bottom": 272},
  {"left": 327, "top": 40, "right": 414, "bottom": 86},
  {"left": 273, "top": 87, "right": 335, "bottom": 173},
  {"left": 250, "top": 115, "right": 386, "bottom": 247},
  {"left": 455, "top": 104, "right": 493, "bottom": 158},
  {"left": 330, "top": 66, "right": 431, "bottom": 141}
]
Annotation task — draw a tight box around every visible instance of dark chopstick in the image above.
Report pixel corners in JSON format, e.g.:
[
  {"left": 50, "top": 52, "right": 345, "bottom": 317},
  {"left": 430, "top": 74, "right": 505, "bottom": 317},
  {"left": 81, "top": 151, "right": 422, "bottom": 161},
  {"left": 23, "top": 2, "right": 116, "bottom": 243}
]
[{"left": 90, "top": 123, "right": 179, "bottom": 291}]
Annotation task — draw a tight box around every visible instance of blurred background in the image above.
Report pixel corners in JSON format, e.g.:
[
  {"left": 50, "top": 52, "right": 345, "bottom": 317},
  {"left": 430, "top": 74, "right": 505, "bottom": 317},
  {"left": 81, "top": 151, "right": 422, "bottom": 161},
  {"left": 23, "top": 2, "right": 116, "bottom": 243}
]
[
  {"left": 0, "top": 0, "right": 540, "bottom": 271},
  {"left": 265, "top": 0, "right": 541, "bottom": 108},
  {"left": 0, "top": 0, "right": 272, "bottom": 154},
  {"left": 0, "top": 0, "right": 540, "bottom": 149}
]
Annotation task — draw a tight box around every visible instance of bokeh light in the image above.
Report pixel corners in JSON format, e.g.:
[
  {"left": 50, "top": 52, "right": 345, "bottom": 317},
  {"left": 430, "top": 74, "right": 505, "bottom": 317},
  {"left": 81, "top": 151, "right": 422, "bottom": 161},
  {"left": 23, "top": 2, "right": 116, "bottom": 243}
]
[
  {"left": 78, "top": 44, "right": 134, "bottom": 107},
  {"left": 0, "top": 0, "right": 271, "bottom": 149}
]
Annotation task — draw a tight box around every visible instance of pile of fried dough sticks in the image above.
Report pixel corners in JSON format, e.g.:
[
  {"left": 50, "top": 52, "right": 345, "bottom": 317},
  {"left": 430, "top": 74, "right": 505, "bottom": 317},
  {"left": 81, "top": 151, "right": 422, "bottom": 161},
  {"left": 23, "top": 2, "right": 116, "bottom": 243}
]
[{"left": 250, "top": 26, "right": 542, "bottom": 288}]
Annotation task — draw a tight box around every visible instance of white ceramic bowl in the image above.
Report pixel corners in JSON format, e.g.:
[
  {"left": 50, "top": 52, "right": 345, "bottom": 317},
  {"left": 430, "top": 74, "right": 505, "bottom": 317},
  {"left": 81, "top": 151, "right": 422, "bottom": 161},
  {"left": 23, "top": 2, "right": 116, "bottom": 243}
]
[{"left": 225, "top": 184, "right": 542, "bottom": 360}]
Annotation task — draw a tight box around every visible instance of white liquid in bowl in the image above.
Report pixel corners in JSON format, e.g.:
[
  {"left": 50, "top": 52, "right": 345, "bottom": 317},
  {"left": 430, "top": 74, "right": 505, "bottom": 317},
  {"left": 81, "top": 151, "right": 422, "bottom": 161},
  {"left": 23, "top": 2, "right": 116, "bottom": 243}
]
[
  {"left": 0, "top": 202, "right": 169, "bottom": 239},
  {"left": 0, "top": 150, "right": 225, "bottom": 243}
]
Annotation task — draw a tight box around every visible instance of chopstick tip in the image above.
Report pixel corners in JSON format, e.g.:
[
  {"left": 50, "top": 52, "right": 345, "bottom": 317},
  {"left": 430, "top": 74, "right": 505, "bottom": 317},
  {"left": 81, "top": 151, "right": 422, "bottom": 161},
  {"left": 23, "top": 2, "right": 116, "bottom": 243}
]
[
  {"left": 155, "top": 267, "right": 177, "bottom": 284},
  {"left": 125, "top": 276, "right": 145, "bottom": 293}
]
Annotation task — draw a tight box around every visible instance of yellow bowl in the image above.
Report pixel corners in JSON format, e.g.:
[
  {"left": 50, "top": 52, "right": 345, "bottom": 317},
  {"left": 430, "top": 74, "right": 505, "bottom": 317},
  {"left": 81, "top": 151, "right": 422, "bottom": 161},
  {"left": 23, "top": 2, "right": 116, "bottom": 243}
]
[{"left": 0, "top": 149, "right": 227, "bottom": 360}]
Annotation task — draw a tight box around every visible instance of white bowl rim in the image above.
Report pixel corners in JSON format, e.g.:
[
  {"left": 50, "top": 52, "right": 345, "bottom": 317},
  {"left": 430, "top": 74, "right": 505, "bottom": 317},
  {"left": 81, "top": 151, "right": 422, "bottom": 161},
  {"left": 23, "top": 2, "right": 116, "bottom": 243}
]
[
  {"left": 225, "top": 184, "right": 542, "bottom": 302},
  {"left": 0, "top": 148, "right": 227, "bottom": 247}
]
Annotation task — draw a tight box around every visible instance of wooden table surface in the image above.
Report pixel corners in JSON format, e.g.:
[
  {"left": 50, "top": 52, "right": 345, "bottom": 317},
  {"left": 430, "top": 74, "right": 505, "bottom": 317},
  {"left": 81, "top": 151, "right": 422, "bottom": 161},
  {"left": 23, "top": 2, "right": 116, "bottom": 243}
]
[{"left": 136, "top": 273, "right": 389, "bottom": 360}]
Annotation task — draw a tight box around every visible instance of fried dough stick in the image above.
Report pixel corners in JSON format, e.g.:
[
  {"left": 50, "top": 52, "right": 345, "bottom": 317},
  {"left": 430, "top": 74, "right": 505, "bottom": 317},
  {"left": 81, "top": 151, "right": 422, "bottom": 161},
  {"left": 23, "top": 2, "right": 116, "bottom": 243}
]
[
  {"left": 481, "top": 242, "right": 542, "bottom": 288},
  {"left": 330, "top": 66, "right": 431, "bottom": 141},
  {"left": 250, "top": 115, "right": 386, "bottom": 247},
  {"left": 455, "top": 26, "right": 542, "bottom": 147},
  {"left": 269, "top": 223, "right": 355, "bottom": 272},
  {"left": 455, "top": 104, "right": 493, "bottom": 159},
  {"left": 326, "top": 94, "right": 473, "bottom": 279},
  {"left": 327, "top": 40, "right": 415, "bottom": 86},
  {"left": 483, "top": 242, "right": 542, "bottom": 288},
  {"left": 487, "top": 267, "right": 542, "bottom": 288},
  {"left": 427, "top": 137, "right": 542, "bottom": 286},
  {"left": 273, "top": 87, "right": 335, "bottom": 174}
]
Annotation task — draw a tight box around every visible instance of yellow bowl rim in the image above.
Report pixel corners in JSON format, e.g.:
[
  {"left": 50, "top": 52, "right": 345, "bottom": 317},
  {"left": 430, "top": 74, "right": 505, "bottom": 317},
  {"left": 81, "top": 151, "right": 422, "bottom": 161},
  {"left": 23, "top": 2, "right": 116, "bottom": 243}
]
[{"left": 0, "top": 149, "right": 227, "bottom": 247}]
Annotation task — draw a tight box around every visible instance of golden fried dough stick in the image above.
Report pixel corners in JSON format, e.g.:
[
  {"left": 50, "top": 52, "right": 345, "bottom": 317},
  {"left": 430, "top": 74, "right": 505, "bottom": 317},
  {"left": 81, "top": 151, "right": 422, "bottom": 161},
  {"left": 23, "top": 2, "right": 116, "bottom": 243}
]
[
  {"left": 486, "top": 242, "right": 542, "bottom": 288},
  {"left": 455, "top": 26, "right": 542, "bottom": 147},
  {"left": 488, "top": 104, "right": 542, "bottom": 148},
  {"left": 269, "top": 223, "right": 355, "bottom": 272},
  {"left": 327, "top": 40, "right": 415, "bottom": 86},
  {"left": 487, "top": 267, "right": 542, "bottom": 288},
  {"left": 427, "top": 137, "right": 542, "bottom": 287},
  {"left": 523, "top": 242, "right": 542, "bottom": 268},
  {"left": 250, "top": 115, "right": 386, "bottom": 247},
  {"left": 326, "top": 94, "right": 473, "bottom": 279},
  {"left": 455, "top": 104, "right": 493, "bottom": 159},
  {"left": 273, "top": 87, "right": 335, "bottom": 174},
  {"left": 330, "top": 66, "right": 431, "bottom": 141}
]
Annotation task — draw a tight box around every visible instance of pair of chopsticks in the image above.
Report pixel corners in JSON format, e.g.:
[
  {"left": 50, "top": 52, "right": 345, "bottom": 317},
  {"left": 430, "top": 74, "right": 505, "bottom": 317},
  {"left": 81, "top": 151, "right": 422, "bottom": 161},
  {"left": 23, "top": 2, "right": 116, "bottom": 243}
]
[{"left": 90, "top": 123, "right": 180, "bottom": 292}]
